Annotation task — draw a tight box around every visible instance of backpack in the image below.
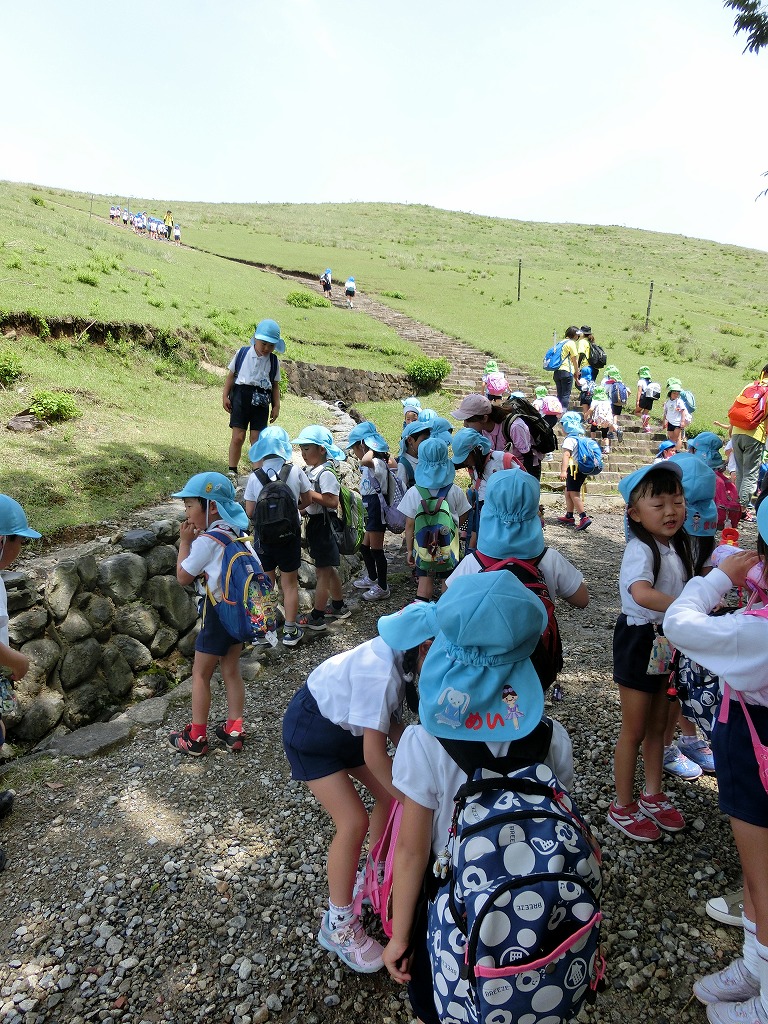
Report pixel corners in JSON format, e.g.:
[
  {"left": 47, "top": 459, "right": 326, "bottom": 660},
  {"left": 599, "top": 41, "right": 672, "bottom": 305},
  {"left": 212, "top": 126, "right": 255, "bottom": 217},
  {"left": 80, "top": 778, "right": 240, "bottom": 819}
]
[
  {"left": 677, "top": 654, "right": 722, "bottom": 743},
  {"left": 321, "top": 465, "right": 365, "bottom": 555},
  {"left": 352, "top": 799, "right": 402, "bottom": 936},
  {"left": 540, "top": 395, "right": 563, "bottom": 416},
  {"left": 587, "top": 341, "right": 607, "bottom": 370},
  {"left": 543, "top": 340, "right": 566, "bottom": 371},
  {"left": 233, "top": 346, "right": 279, "bottom": 388},
  {"left": 251, "top": 465, "right": 300, "bottom": 547},
  {"left": 610, "top": 381, "right": 629, "bottom": 406},
  {"left": 396, "top": 455, "right": 416, "bottom": 489},
  {"left": 371, "top": 466, "right": 407, "bottom": 534},
  {"left": 680, "top": 389, "right": 696, "bottom": 415},
  {"left": 573, "top": 437, "right": 603, "bottom": 476},
  {"left": 644, "top": 381, "right": 662, "bottom": 400},
  {"left": 413, "top": 485, "right": 460, "bottom": 573},
  {"left": 728, "top": 380, "right": 768, "bottom": 432},
  {"left": 203, "top": 529, "right": 278, "bottom": 647},
  {"left": 715, "top": 471, "right": 741, "bottom": 530},
  {"left": 500, "top": 396, "right": 557, "bottom": 455},
  {"left": 476, "top": 550, "right": 563, "bottom": 690},
  {"left": 427, "top": 725, "right": 605, "bottom": 1024}
]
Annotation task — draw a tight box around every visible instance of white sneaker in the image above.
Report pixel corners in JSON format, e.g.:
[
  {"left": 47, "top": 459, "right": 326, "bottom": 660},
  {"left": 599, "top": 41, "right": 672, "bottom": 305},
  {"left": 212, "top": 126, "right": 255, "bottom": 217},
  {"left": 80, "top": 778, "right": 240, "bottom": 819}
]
[
  {"left": 694, "top": 959, "right": 759, "bottom": 1005},
  {"left": 706, "top": 889, "right": 745, "bottom": 928},
  {"left": 705, "top": 996, "right": 768, "bottom": 1024},
  {"left": 363, "top": 583, "right": 391, "bottom": 601},
  {"left": 318, "top": 912, "right": 384, "bottom": 974},
  {"left": 353, "top": 574, "right": 375, "bottom": 590}
]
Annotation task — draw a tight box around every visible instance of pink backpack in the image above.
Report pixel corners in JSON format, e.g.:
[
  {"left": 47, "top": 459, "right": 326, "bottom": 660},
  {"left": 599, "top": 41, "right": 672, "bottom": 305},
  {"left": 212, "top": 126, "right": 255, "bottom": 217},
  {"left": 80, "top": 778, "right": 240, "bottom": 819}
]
[
  {"left": 352, "top": 800, "right": 402, "bottom": 936},
  {"left": 715, "top": 471, "right": 740, "bottom": 530},
  {"left": 541, "top": 396, "right": 563, "bottom": 416}
]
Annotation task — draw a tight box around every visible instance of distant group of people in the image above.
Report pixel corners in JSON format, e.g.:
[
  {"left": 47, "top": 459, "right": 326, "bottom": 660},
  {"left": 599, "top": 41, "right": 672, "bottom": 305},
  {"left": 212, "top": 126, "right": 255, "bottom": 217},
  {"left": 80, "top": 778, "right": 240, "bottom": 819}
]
[
  {"left": 109, "top": 205, "right": 181, "bottom": 244},
  {"left": 320, "top": 268, "right": 356, "bottom": 307}
]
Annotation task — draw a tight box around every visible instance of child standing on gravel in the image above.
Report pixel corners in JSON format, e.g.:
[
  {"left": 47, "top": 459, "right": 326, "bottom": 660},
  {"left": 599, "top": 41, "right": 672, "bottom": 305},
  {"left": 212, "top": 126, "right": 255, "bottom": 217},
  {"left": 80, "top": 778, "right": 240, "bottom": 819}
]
[
  {"left": 558, "top": 411, "right": 593, "bottom": 531},
  {"left": 0, "top": 495, "right": 40, "bottom": 871},
  {"left": 608, "top": 462, "right": 693, "bottom": 842},
  {"left": 346, "top": 421, "right": 392, "bottom": 602},
  {"left": 167, "top": 473, "right": 252, "bottom": 756}
]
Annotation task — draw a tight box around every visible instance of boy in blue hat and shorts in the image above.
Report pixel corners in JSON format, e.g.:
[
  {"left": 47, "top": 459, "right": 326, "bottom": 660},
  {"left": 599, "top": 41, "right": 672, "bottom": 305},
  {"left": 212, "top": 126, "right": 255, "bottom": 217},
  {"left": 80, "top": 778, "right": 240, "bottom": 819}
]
[
  {"left": 168, "top": 473, "right": 252, "bottom": 756},
  {"left": 223, "top": 319, "right": 285, "bottom": 480}
]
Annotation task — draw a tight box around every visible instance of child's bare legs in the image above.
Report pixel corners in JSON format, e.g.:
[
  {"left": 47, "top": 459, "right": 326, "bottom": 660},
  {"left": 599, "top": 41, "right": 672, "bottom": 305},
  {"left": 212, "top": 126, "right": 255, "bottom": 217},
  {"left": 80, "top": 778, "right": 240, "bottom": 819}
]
[
  {"left": 352, "top": 764, "right": 393, "bottom": 851},
  {"left": 219, "top": 643, "right": 245, "bottom": 722},
  {"left": 191, "top": 645, "right": 244, "bottom": 727},
  {"left": 668, "top": 426, "right": 682, "bottom": 451},
  {"left": 415, "top": 576, "right": 434, "bottom": 601},
  {"left": 228, "top": 427, "right": 261, "bottom": 471},
  {"left": 308, "top": 772, "right": 371, "bottom": 908},
  {"left": 664, "top": 703, "right": 698, "bottom": 745},
  {"left": 614, "top": 685, "right": 668, "bottom": 804},
  {"left": 566, "top": 490, "right": 586, "bottom": 516},
  {"left": 640, "top": 688, "right": 670, "bottom": 795},
  {"left": 279, "top": 569, "right": 299, "bottom": 623},
  {"left": 315, "top": 566, "right": 343, "bottom": 613},
  {"left": 731, "top": 818, "right": 768, "bottom": 945}
]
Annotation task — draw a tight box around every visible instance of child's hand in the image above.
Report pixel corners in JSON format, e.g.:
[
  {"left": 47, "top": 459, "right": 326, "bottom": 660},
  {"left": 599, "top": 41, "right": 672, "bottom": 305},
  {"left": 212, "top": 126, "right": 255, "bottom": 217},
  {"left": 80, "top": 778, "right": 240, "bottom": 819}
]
[
  {"left": 179, "top": 521, "right": 199, "bottom": 545},
  {"left": 718, "top": 550, "right": 761, "bottom": 588},
  {"left": 383, "top": 938, "right": 413, "bottom": 984},
  {"left": 223, "top": 394, "right": 232, "bottom": 412},
  {"left": 406, "top": 551, "right": 415, "bottom": 567}
]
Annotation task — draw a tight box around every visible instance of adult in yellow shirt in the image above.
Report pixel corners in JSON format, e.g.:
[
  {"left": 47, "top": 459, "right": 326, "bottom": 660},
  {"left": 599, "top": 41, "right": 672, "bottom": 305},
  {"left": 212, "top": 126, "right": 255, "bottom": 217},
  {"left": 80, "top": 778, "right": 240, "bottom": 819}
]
[
  {"left": 731, "top": 362, "right": 768, "bottom": 520},
  {"left": 553, "top": 326, "right": 580, "bottom": 410}
]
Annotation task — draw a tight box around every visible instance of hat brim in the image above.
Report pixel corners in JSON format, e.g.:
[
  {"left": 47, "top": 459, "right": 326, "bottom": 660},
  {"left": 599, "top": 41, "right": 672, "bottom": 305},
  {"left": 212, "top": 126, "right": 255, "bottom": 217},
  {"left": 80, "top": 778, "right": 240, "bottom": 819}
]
[
  {"left": 415, "top": 464, "right": 455, "bottom": 490},
  {"left": 253, "top": 333, "right": 285, "bottom": 354},
  {"left": 378, "top": 602, "right": 439, "bottom": 650}
]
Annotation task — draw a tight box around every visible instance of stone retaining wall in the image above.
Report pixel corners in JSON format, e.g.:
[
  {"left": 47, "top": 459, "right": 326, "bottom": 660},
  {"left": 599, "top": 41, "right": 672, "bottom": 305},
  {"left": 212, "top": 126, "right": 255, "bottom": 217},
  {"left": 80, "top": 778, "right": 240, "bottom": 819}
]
[{"left": 281, "top": 358, "right": 411, "bottom": 406}]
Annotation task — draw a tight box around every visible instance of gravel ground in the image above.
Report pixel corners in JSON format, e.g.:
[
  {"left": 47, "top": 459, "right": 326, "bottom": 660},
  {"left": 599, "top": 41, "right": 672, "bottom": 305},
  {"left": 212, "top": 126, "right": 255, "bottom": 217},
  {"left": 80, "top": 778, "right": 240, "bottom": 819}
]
[{"left": 0, "top": 509, "right": 752, "bottom": 1024}]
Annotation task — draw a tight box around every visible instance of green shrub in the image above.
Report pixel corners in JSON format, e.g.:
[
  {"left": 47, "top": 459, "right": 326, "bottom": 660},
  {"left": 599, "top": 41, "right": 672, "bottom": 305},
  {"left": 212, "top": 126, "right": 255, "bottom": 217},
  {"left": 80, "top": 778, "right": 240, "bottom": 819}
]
[
  {"left": 28, "top": 390, "right": 81, "bottom": 423},
  {"left": 29, "top": 195, "right": 46, "bottom": 207},
  {"left": 76, "top": 271, "right": 98, "bottom": 287},
  {"left": 6, "top": 257, "right": 22, "bottom": 271},
  {"left": 0, "top": 350, "right": 23, "bottom": 387},
  {"left": 405, "top": 356, "right": 451, "bottom": 392},
  {"left": 381, "top": 290, "right": 407, "bottom": 300},
  {"left": 719, "top": 325, "right": 745, "bottom": 337},
  {"left": 285, "top": 290, "right": 330, "bottom": 309},
  {"left": 711, "top": 348, "right": 739, "bottom": 368}
]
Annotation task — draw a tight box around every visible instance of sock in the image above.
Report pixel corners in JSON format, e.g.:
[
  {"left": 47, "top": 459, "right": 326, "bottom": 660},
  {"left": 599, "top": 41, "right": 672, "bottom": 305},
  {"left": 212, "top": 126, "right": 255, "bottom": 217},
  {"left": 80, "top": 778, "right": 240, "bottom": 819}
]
[
  {"left": 331, "top": 599, "right": 345, "bottom": 612},
  {"left": 225, "top": 718, "right": 243, "bottom": 734},
  {"left": 228, "top": 467, "right": 238, "bottom": 473},
  {"left": 284, "top": 621, "right": 296, "bottom": 630},
  {"left": 744, "top": 915, "right": 760, "bottom": 976},
  {"left": 756, "top": 937, "right": 768, "bottom": 1015},
  {"left": 329, "top": 900, "right": 355, "bottom": 931},
  {"left": 373, "top": 550, "right": 388, "bottom": 589},
  {"left": 311, "top": 608, "right": 325, "bottom": 621},
  {"left": 189, "top": 723, "right": 207, "bottom": 741},
  {"left": 360, "top": 544, "right": 377, "bottom": 581},
  {"left": 580, "top": 512, "right": 588, "bottom": 520}
]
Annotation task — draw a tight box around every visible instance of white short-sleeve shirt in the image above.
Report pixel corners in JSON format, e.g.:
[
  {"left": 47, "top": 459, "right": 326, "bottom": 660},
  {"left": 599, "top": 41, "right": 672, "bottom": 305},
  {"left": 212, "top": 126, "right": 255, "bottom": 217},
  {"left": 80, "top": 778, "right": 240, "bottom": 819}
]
[
  {"left": 446, "top": 547, "right": 584, "bottom": 604},
  {"left": 244, "top": 458, "right": 311, "bottom": 505},
  {"left": 303, "top": 464, "right": 341, "bottom": 516},
  {"left": 619, "top": 536, "right": 687, "bottom": 625},
  {"left": 228, "top": 348, "right": 281, "bottom": 388},
  {"left": 180, "top": 519, "right": 240, "bottom": 600},
  {"left": 397, "top": 483, "right": 471, "bottom": 524},
  {"left": 0, "top": 576, "right": 8, "bottom": 647}
]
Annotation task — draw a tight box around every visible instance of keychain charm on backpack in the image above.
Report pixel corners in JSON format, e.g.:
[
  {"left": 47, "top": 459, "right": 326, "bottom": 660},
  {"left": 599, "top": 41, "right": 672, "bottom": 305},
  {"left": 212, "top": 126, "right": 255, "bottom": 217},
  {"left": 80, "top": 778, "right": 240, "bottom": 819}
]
[{"left": 433, "top": 847, "right": 451, "bottom": 880}]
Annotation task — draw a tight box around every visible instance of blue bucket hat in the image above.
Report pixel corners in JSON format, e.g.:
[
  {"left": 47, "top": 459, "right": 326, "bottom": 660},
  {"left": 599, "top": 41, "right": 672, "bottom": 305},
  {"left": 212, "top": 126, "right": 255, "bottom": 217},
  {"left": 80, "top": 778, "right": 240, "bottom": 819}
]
[
  {"left": 401, "top": 397, "right": 422, "bottom": 413},
  {"left": 346, "top": 421, "right": 389, "bottom": 451},
  {"left": 380, "top": 572, "right": 546, "bottom": 742},
  {"left": 248, "top": 426, "right": 292, "bottom": 463},
  {"left": 399, "top": 419, "right": 432, "bottom": 458},
  {"left": 415, "top": 438, "right": 455, "bottom": 490},
  {"left": 172, "top": 472, "right": 249, "bottom": 531},
  {"left": 0, "top": 495, "right": 41, "bottom": 538},
  {"left": 427, "top": 416, "right": 454, "bottom": 446},
  {"left": 687, "top": 431, "right": 725, "bottom": 470},
  {"left": 477, "top": 471, "right": 544, "bottom": 561},
  {"left": 580, "top": 366, "right": 593, "bottom": 382},
  {"left": 656, "top": 441, "right": 676, "bottom": 457},
  {"left": 618, "top": 461, "right": 683, "bottom": 505},
  {"left": 560, "top": 411, "right": 585, "bottom": 437},
  {"left": 670, "top": 453, "right": 718, "bottom": 537},
  {"left": 291, "top": 425, "right": 346, "bottom": 462},
  {"left": 450, "top": 428, "right": 491, "bottom": 465},
  {"left": 252, "top": 318, "right": 285, "bottom": 354}
]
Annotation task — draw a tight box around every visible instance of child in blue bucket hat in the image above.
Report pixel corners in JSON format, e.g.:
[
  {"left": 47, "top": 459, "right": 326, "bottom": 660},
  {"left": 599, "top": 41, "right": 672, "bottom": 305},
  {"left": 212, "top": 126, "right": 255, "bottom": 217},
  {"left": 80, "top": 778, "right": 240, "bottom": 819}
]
[
  {"left": 346, "top": 422, "right": 393, "bottom": 602},
  {"left": 557, "top": 411, "right": 593, "bottom": 530},
  {"left": 401, "top": 397, "right": 421, "bottom": 427},
  {"left": 244, "top": 427, "right": 312, "bottom": 648},
  {"left": 377, "top": 571, "right": 574, "bottom": 1022},
  {"left": 167, "top": 472, "right": 253, "bottom": 756},
  {"left": 292, "top": 426, "right": 351, "bottom": 631},
  {"left": 450, "top": 427, "right": 519, "bottom": 551},
  {"left": 397, "top": 438, "right": 470, "bottom": 603},
  {"left": 397, "top": 419, "right": 432, "bottom": 491}
]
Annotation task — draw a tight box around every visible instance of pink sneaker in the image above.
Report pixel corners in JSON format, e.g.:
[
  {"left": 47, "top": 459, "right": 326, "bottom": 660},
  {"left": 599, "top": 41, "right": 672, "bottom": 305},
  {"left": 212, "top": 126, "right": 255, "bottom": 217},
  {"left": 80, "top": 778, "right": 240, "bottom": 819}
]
[
  {"left": 694, "top": 958, "right": 760, "bottom": 1005},
  {"left": 606, "top": 800, "right": 661, "bottom": 842},
  {"left": 638, "top": 791, "right": 686, "bottom": 832},
  {"left": 318, "top": 912, "right": 384, "bottom": 974}
]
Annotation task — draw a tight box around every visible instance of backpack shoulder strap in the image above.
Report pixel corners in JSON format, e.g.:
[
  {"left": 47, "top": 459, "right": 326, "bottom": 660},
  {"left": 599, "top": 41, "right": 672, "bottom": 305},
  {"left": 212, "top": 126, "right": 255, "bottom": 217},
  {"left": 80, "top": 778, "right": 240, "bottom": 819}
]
[
  {"left": 278, "top": 463, "right": 293, "bottom": 483},
  {"left": 269, "top": 352, "right": 279, "bottom": 383},
  {"left": 255, "top": 469, "right": 271, "bottom": 487},
  {"left": 439, "top": 719, "right": 554, "bottom": 776},
  {"left": 233, "top": 346, "right": 250, "bottom": 378}
]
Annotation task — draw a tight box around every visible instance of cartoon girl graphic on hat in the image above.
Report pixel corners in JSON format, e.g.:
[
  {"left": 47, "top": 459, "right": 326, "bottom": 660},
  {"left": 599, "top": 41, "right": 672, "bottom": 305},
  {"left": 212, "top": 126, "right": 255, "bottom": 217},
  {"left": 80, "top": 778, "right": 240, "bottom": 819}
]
[{"left": 502, "top": 685, "right": 524, "bottom": 730}]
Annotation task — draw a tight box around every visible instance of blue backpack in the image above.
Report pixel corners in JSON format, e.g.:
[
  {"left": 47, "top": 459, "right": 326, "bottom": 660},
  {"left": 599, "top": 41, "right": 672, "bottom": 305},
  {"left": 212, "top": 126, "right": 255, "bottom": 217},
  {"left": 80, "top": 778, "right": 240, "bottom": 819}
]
[
  {"left": 428, "top": 726, "right": 605, "bottom": 1024},
  {"left": 543, "top": 340, "right": 566, "bottom": 371},
  {"left": 573, "top": 437, "right": 603, "bottom": 476},
  {"left": 204, "top": 530, "right": 278, "bottom": 647},
  {"left": 677, "top": 654, "right": 721, "bottom": 743},
  {"left": 610, "top": 381, "right": 629, "bottom": 406}
]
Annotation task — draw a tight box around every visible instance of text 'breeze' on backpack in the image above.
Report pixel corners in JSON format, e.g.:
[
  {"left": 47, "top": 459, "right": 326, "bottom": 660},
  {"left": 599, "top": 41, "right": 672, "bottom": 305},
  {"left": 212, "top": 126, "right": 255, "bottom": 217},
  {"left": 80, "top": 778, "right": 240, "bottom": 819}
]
[
  {"left": 204, "top": 529, "right": 278, "bottom": 647},
  {"left": 428, "top": 722, "right": 605, "bottom": 1024},
  {"left": 573, "top": 437, "right": 603, "bottom": 476},
  {"left": 251, "top": 465, "right": 301, "bottom": 547},
  {"left": 476, "top": 550, "right": 563, "bottom": 691},
  {"left": 499, "top": 396, "right": 557, "bottom": 455},
  {"left": 322, "top": 464, "right": 365, "bottom": 555},
  {"left": 414, "top": 485, "right": 460, "bottom": 572}
]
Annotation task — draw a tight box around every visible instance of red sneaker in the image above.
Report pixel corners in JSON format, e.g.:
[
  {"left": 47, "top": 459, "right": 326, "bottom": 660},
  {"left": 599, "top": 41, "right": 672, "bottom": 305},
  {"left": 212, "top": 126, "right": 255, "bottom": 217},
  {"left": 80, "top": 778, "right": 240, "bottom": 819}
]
[
  {"left": 638, "top": 791, "right": 686, "bottom": 832},
  {"left": 607, "top": 800, "right": 661, "bottom": 841}
]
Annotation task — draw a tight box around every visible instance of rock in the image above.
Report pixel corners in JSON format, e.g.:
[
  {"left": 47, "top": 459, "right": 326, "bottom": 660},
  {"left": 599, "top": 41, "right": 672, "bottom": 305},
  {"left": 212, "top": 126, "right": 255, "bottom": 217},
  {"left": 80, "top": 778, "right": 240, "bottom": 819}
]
[
  {"left": 177, "top": 623, "right": 200, "bottom": 657},
  {"left": 150, "top": 519, "right": 181, "bottom": 542},
  {"left": 45, "top": 561, "right": 81, "bottom": 619},
  {"left": 150, "top": 625, "right": 178, "bottom": 658},
  {"left": 42, "top": 718, "right": 131, "bottom": 757},
  {"left": 110, "top": 634, "right": 153, "bottom": 672},
  {"left": 58, "top": 609, "right": 94, "bottom": 643},
  {"left": 112, "top": 603, "right": 161, "bottom": 645},
  {"left": 100, "top": 644, "right": 135, "bottom": 699},
  {"left": 75, "top": 593, "right": 114, "bottom": 641},
  {"left": 6, "top": 582, "right": 38, "bottom": 612},
  {"left": 61, "top": 678, "right": 112, "bottom": 730},
  {"left": 60, "top": 638, "right": 102, "bottom": 690},
  {"left": 18, "top": 637, "right": 61, "bottom": 691},
  {"left": 75, "top": 554, "right": 99, "bottom": 589},
  {"left": 7, "top": 607, "right": 48, "bottom": 644},
  {"left": 131, "top": 670, "right": 170, "bottom": 698},
  {"left": 142, "top": 576, "right": 197, "bottom": 632},
  {"left": 297, "top": 560, "right": 317, "bottom": 588},
  {"left": 97, "top": 553, "right": 148, "bottom": 605},
  {"left": 7, "top": 413, "right": 46, "bottom": 431},
  {"left": 118, "top": 694, "right": 170, "bottom": 725},
  {"left": 144, "top": 544, "right": 178, "bottom": 577},
  {"left": 13, "top": 689, "right": 65, "bottom": 743},
  {"left": 118, "top": 529, "right": 157, "bottom": 553}
]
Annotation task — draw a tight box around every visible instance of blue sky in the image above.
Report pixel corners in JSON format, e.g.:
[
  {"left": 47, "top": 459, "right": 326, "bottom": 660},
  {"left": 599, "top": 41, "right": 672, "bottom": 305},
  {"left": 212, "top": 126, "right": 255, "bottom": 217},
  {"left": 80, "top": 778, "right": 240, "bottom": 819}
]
[{"left": 4, "top": 0, "right": 768, "bottom": 250}]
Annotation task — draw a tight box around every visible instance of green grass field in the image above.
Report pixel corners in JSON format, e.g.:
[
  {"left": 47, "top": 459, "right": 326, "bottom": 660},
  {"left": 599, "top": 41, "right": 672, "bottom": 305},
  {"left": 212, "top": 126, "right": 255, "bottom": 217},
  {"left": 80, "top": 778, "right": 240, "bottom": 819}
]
[{"left": 3, "top": 179, "right": 768, "bottom": 535}]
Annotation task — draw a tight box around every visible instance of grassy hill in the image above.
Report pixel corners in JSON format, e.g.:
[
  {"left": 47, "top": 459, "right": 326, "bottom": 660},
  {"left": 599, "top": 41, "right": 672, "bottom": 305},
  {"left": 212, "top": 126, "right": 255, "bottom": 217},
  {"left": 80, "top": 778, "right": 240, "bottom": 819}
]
[{"left": 2, "top": 179, "right": 768, "bottom": 535}]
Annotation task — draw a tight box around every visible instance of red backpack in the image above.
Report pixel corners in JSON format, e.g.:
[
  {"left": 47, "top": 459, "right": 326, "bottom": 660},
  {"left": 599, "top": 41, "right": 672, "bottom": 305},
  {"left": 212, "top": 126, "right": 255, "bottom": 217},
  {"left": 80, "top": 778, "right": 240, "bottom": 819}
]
[
  {"left": 476, "top": 549, "right": 563, "bottom": 690},
  {"left": 715, "top": 470, "right": 741, "bottom": 530},
  {"left": 728, "top": 379, "right": 768, "bottom": 432}
]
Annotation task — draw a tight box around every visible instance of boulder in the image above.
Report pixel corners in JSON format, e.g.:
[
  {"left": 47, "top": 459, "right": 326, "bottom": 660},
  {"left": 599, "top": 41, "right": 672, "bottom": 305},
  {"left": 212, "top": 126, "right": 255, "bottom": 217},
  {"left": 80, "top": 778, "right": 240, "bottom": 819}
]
[
  {"left": 55, "top": 712, "right": 130, "bottom": 751},
  {"left": 60, "top": 638, "right": 102, "bottom": 690},
  {"left": 118, "top": 529, "right": 157, "bottom": 553},
  {"left": 110, "top": 634, "right": 152, "bottom": 672},
  {"left": 13, "top": 690, "right": 65, "bottom": 743},
  {"left": 150, "top": 625, "right": 178, "bottom": 658},
  {"left": 18, "top": 637, "right": 62, "bottom": 693},
  {"left": 113, "top": 603, "right": 160, "bottom": 645},
  {"left": 144, "top": 544, "right": 178, "bottom": 577},
  {"left": 45, "top": 561, "right": 81, "bottom": 619},
  {"left": 58, "top": 609, "right": 94, "bottom": 643},
  {"left": 131, "top": 670, "right": 170, "bottom": 701},
  {"left": 297, "top": 560, "right": 317, "bottom": 588},
  {"left": 97, "top": 552, "right": 147, "bottom": 604},
  {"left": 142, "top": 576, "right": 197, "bottom": 632},
  {"left": 7, "top": 608, "right": 48, "bottom": 644},
  {"left": 75, "top": 593, "right": 114, "bottom": 641},
  {"left": 100, "top": 644, "right": 135, "bottom": 699},
  {"left": 151, "top": 519, "right": 180, "bottom": 543},
  {"left": 75, "top": 553, "right": 98, "bottom": 589},
  {"left": 177, "top": 622, "right": 201, "bottom": 658}
]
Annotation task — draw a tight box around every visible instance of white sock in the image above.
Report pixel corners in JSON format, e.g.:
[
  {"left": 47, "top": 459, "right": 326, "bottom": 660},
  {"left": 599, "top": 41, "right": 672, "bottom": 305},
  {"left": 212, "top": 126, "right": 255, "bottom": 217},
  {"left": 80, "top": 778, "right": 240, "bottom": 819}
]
[
  {"left": 757, "top": 937, "right": 768, "bottom": 1015},
  {"left": 743, "top": 914, "right": 759, "bottom": 977},
  {"left": 329, "top": 900, "right": 355, "bottom": 931}
]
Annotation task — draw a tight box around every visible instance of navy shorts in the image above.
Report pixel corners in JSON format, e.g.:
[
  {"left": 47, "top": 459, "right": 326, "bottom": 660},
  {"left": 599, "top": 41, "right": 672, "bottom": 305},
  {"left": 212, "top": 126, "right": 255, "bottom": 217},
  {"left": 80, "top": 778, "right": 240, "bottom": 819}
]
[
  {"left": 196, "top": 596, "right": 241, "bottom": 656},
  {"left": 229, "top": 384, "right": 270, "bottom": 432},
  {"left": 566, "top": 469, "right": 587, "bottom": 493},
  {"left": 282, "top": 684, "right": 365, "bottom": 781},
  {"left": 613, "top": 615, "right": 666, "bottom": 693},
  {"left": 305, "top": 512, "right": 340, "bottom": 568},
  {"left": 362, "top": 493, "right": 385, "bottom": 533},
  {"left": 713, "top": 701, "right": 768, "bottom": 827},
  {"left": 611, "top": 403, "right": 623, "bottom": 417},
  {"left": 413, "top": 565, "right": 452, "bottom": 579},
  {"left": 258, "top": 536, "right": 302, "bottom": 574},
  {"left": 639, "top": 396, "right": 654, "bottom": 411}
]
